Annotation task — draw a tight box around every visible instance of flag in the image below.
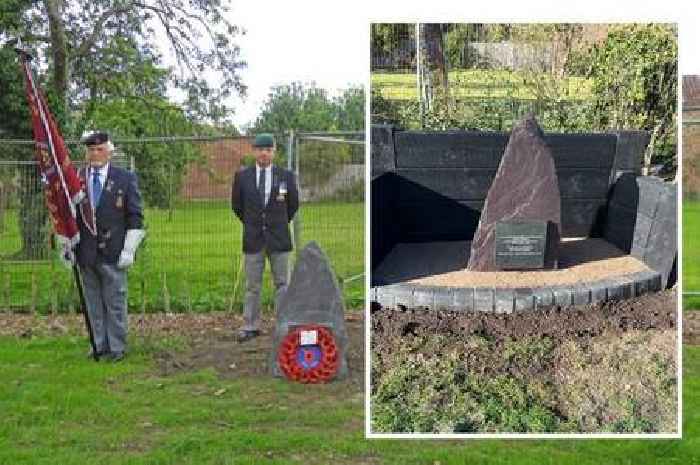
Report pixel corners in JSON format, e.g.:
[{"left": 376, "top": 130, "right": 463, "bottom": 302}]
[{"left": 17, "top": 51, "right": 88, "bottom": 248}]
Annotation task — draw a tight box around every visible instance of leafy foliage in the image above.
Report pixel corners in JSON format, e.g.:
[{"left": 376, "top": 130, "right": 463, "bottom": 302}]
[
  {"left": 372, "top": 23, "right": 677, "bottom": 170},
  {"left": 572, "top": 24, "right": 677, "bottom": 170}
]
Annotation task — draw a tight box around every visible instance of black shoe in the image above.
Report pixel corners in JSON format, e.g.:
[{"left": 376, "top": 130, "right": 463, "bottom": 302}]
[
  {"left": 237, "top": 330, "right": 260, "bottom": 342},
  {"left": 87, "top": 349, "right": 107, "bottom": 361},
  {"left": 108, "top": 352, "right": 126, "bottom": 363}
]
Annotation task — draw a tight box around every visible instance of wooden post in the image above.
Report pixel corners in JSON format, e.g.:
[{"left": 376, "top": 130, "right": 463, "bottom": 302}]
[
  {"left": 162, "top": 271, "right": 171, "bottom": 313},
  {"left": 30, "top": 268, "right": 37, "bottom": 314}
]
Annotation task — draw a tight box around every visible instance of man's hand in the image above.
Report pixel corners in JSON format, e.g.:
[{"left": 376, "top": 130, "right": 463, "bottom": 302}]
[
  {"left": 59, "top": 245, "right": 75, "bottom": 269},
  {"left": 117, "top": 229, "right": 145, "bottom": 269},
  {"left": 117, "top": 250, "right": 135, "bottom": 269}
]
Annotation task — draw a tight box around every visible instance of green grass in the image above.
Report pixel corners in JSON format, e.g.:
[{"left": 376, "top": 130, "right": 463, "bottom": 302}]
[
  {"left": 372, "top": 69, "right": 593, "bottom": 101},
  {"left": 0, "top": 335, "right": 697, "bottom": 464},
  {"left": 684, "top": 201, "right": 700, "bottom": 310},
  {"left": 0, "top": 200, "right": 364, "bottom": 312}
]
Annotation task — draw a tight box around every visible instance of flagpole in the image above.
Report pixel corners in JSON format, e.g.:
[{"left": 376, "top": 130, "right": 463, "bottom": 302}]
[{"left": 14, "top": 46, "right": 99, "bottom": 361}]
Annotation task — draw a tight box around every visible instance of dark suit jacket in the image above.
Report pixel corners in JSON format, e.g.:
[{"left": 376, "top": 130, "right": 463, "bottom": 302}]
[
  {"left": 76, "top": 165, "right": 144, "bottom": 266},
  {"left": 231, "top": 165, "right": 299, "bottom": 253}
]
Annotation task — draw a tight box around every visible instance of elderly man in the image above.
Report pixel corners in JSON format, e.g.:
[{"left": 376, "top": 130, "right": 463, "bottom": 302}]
[
  {"left": 74, "top": 132, "right": 144, "bottom": 361},
  {"left": 231, "top": 133, "right": 299, "bottom": 342}
]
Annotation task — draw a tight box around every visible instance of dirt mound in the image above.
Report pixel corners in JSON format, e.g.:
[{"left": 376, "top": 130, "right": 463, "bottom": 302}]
[
  {"left": 372, "top": 290, "right": 677, "bottom": 346},
  {"left": 154, "top": 314, "right": 365, "bottom": 387}
]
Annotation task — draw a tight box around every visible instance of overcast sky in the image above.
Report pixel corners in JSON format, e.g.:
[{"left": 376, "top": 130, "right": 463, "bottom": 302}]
[
  {"left": 183, "top": 0, "right": 700, "bottom": 132},
  {"left": 223, "top": 0, "right": 367, "bottom": 131}
]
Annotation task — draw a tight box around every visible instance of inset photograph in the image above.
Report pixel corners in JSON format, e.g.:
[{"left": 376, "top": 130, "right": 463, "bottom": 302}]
[{"left": 370, "top": 23, "right": 678, "bottom": 434}]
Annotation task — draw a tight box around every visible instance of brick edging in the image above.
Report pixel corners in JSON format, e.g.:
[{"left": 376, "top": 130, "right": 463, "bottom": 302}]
[{"left": 370, "top": 270, "right": 662, "bottom": 313}]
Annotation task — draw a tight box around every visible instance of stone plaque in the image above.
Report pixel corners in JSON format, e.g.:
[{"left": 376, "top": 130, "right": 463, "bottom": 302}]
[{"left": 495, "top": 221, "right": 547, "bottom": 269}]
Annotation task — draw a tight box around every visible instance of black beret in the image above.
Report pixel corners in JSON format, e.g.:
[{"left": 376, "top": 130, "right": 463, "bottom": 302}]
[{"left": 83, "top": 131, "right": 111, "bottom": 146}]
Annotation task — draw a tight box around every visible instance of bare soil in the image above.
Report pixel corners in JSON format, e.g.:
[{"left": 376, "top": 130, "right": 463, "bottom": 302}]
[
  {"left": 0, "top": 311, "right": 366, "bottom": 388},
  {"left": 153, "top": 314, "right": 365, "bottom": 388},
  {"left": 372, "top": 289, "right": 677, "bottom": 349}
]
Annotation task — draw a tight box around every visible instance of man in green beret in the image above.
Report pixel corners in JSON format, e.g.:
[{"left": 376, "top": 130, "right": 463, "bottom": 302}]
[{"left": 231, "top": 133, "right": 299, "bottom": 342}]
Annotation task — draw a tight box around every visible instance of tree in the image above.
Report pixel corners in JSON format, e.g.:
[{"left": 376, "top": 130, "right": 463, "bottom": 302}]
[
  {"left": 579, "top": 24, "right": 677, "bottom": 173},
  {"left": 251, "top": 82, "right": 364, "bottom": 134},
  {"left": 419, "top": 23, "right": 449, "bottom": 120},
  {"left": 0, "top": 0, "right": 247, "bottom": 257},
  {"left": 2, "top": 0, "right": 246, "bottom": 124}
]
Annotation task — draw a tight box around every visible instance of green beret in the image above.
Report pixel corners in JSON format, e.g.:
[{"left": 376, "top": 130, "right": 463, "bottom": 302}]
[{"left": 253, "top": 133, "right": 275, "bottom": 148}]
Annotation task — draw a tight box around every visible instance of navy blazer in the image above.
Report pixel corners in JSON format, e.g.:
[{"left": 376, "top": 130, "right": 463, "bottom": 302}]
[
  {"left": 76, "top": 165, "right": 144, "bottom": 266},
  {"left": 231, "top": 165, "right": 299, "bottom": 254}
]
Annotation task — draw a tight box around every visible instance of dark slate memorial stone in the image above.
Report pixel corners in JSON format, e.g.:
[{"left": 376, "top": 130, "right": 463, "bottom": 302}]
[
  {"left": 494, "top": 221, "right": 552, "bottom": 270},
  {"left": 270, "top": 241, "right": 349, "bottom": 380},
  {"left": 468, "top": 115, "right": 561, "bottom": 271}
]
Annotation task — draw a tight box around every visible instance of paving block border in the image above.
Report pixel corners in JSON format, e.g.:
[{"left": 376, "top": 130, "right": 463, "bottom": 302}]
[{"left": 371, "top": 269, "right": 662, "bottom": 313}]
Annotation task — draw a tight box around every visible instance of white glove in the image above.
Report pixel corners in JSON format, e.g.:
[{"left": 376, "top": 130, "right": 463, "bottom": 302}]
[
  {"left": 55, "top": 235, "right": 77, "bottom": 269},
  {"left": 59, "top": 245, "right": 75, "bottom": 269},
  {"left": 117, "top": 229, "right": 145, "bottom": 269}
]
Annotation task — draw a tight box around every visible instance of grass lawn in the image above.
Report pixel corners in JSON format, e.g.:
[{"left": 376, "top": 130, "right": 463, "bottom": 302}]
[
  {"left": 0, "top": 200, "right": 364, "bottom": 312},
  {"left": 371, "top": 69, "right": 593, "bottom": 101},
  {"left": 0, "top": 333, "right": 697, "bottom": 465},
  {"left": 684, "top": 201, "right": 699, "bottom": 310}
]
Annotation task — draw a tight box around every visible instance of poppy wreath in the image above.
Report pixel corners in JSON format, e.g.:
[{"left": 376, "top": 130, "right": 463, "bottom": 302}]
[{"left": 277, "top": 324, "right": 340, "bottom": 383}]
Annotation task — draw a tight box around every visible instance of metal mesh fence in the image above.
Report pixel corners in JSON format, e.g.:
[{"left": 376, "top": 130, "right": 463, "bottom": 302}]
[
  {"left": 292, "top": 132, "right": 365, "bottom": 305},
  {"left": 0, "top": 132, "right": 364, "bottom": 313},
  {"left": 371, "top": 23, "right": 601, "bottom": 132}
]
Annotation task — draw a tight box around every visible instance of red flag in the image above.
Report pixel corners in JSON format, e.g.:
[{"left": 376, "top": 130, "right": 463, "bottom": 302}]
[{"left": 18, "top": 52, "right": 87, "bottom": 247}]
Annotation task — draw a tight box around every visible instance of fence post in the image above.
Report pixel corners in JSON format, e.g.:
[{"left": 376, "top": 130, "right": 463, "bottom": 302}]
[
  {"left": 30, "top": 267, "right": 37, "bottom": 314},
  {"left": 162, "top": 271, "right": 171, "bottom": 313},
  {"left": 293, "top": 134, "right": 302, "bottom": 257}
]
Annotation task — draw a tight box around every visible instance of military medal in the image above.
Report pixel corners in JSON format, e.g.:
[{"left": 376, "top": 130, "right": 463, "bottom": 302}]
[
  {"left": 277, "top": 181, "right": 287, "bottom": 201},
  {"left": 116, "top": 189, "right": 124, "bottom": 208}
]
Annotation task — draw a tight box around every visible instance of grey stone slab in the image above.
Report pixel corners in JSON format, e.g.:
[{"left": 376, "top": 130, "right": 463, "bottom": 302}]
[
  {"left": 379, "top": 289, "right": 397, "bottom": 308},
  {"left": 633, "top": 274, "right": 649, "bottom": 297},
  {"left": 533, "top": 288, "right": 554, "bottom": 309},
  {"left": 560, "top": 199, "right": 607, "bottom": 238},
  {"left": 413, "top": 286, "right": 434, "bottom": 308},
  {"left": 396, "top": 201, "right": 483, "bottom": 242},
  {"left": 607, "top": 280, "right": 624, "bottom": 301},
  {"left": 382, "top": 284, "right": 414, "bottom": 308},
  {"left": 572, "top": 285, "right": 591, "bottom": 306},
  {"left": 514, "top": 288, "right": 536, "bottom": 312},
  {"left": 453, "top": 287, "right": 475, "bottom": 312},
  {"left": 394, "top": 131, "right": 507, "bottom": 168},
  {"left": 433, "top": 287, "right": 454, "bottom": 311},
  {"left": 614, "top": 131, "right": 649, "bottom": 175},
  {"left": 647, "top": 272, "right": 663, "bottom": 292},
  {"left": 636, "top": 177, "right": 667, "bottom": 218},
  {"left": 371, "top": 125, "right": 397, "bottom": 179},
  {"left": 474, "top": 288, "right": 494, "bottom": 312},
  {"left": 553, "top": 286, "right": 573, "bottom": 307},
  {"left": 494, "top": 289, "right": 515, "bottom": 314},
  {"left": 589, "top": 280, "right": 609, "bottom": 304},
  {"left": 617, "top": 277, "right": 634, "bottom": 299},
  {"left": 397, "top": 168, "right": 496, "bottom": 201},
  {"left": 271, "top": 241, "right": 349, "bottom": 380},
  {"left": 557, "top": 168, "right": 611, "bottom": 199},
  {"left": 545, "top": 133, "right": 617, "bottom": 168},
  {"left": 631, "top": 214, "right": 654, "bottom": 252}
]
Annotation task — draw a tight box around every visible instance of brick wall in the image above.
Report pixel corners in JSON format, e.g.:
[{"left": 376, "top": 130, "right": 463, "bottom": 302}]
[{"left": 180, "top": 137, "right": 253, "bottom": 200}]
